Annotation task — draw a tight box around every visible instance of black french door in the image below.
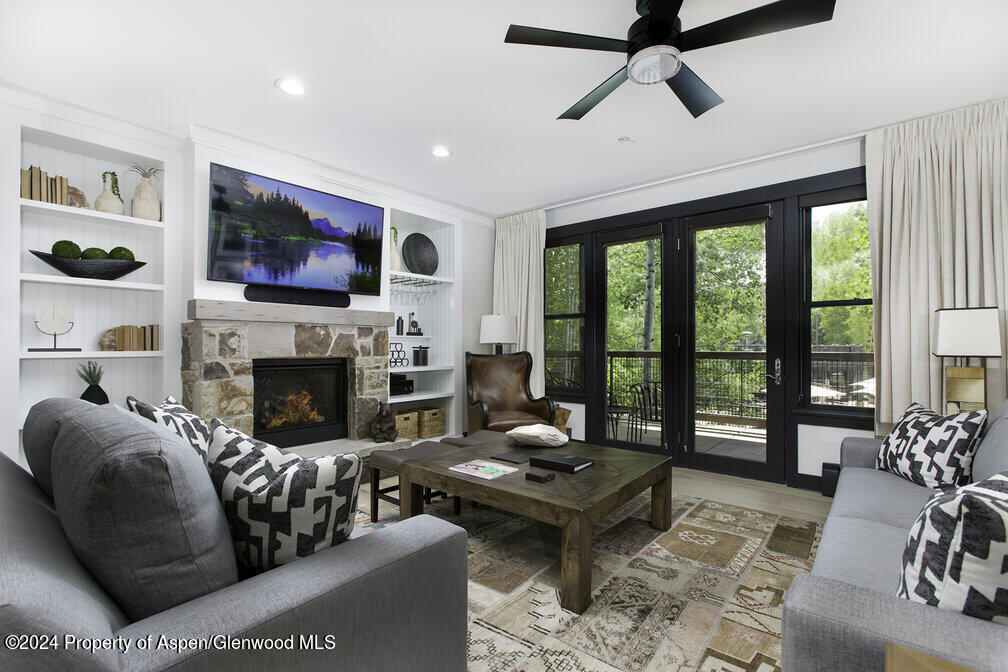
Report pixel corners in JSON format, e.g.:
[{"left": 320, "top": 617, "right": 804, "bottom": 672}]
[
  {"left": 674, "top": 203, "right": 787, "bottom": 481},
  {"left": 588, "top": 223, "right": 670, "bottom": 453}
]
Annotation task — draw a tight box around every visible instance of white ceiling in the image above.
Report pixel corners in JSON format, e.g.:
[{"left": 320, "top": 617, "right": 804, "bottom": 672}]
[{"left": 2, "top": 1, "right": 1007, "bottom": 216}]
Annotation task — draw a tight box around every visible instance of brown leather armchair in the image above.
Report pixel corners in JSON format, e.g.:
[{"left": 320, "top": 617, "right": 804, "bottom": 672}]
[{"left": 466, "top": 351, "right": 556, "bottom": 435}]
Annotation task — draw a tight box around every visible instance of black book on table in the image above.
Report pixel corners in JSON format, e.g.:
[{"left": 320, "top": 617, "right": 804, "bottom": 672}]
[
  {"left": 491, "top": 449, "right": 537, "bottom": 464},
  {"left": 528, "top": 454, "right": 593, "bottom": 473}
]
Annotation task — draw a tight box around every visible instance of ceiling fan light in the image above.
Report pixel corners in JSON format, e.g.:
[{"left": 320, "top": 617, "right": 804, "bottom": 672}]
[{"left": 627, "top": 44, "right": 682, "bottom": 85}]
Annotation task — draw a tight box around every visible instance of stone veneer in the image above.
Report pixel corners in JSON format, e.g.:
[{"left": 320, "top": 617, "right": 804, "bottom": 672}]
[{"left": 181, "top": 300, "right": 392, "bottom": 441}]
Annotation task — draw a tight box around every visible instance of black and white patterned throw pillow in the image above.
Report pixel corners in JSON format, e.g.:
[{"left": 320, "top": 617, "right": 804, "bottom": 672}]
[
  {"left": 898, "top": 473, "right": 1008, "bottom": 621},
  {"left": 877, "top": 402, "right": 987, "bottom": 488},
  {"left": 205, "top": 420, "right": 362, "bottom": 572},
  {"left": 126, "top": 396, "right": 211, "bottom": 460}
]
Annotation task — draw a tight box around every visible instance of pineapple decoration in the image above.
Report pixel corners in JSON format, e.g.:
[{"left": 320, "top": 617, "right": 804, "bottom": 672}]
[{"left": 77, "top": 360, "right": 109, "bottom": 405}]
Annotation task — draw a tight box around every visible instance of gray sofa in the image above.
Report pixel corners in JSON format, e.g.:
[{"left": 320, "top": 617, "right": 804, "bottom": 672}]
[
  {"left": 1, "top": 399, "right": 468, "bottom": 671},
  {"left": 783, "top": 401, "right": 1008, "bottom": 672}
]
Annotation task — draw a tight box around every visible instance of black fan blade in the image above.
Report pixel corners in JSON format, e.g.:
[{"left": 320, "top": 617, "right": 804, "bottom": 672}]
[
  {"left": 647, "top": 0, "right": 685, "bottom": 25},
  {"left": 678, "top": 0, "right": 836, "bottom": 52},
  {"left": 667, "top": 63, "right": 724, "bottom": 118},
  {"left": 558, "top": 66, "right": 629, "bottom": 120},
  {"left": 505, "top": 25, "right": 628, "bottom": 53}
]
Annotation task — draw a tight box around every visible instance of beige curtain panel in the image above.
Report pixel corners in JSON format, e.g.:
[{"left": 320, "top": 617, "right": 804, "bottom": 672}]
[
  {"left": 867, "top": 99, "right": 1008, "bottom": 422},
  {"left": 493, "top": 209, "right": 547, "bottom": 397}
]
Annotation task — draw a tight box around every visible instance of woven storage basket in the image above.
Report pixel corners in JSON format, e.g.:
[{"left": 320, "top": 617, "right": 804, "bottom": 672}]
[
  {"left": 394, "top": 410, "right": 419, "bottom": 440},
  {"left": 417, "top": 406, "right": 446, "bottom": 439}
]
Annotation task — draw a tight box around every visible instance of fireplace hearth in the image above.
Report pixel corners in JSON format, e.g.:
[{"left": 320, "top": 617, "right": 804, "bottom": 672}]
[{"left": 252, "top": 358, "right": 348, "bottom": 448}]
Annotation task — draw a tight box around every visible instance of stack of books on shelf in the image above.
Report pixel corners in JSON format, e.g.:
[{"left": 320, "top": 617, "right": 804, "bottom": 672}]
[
  {"left": 115, "top": 325, "right": 160, "bottom": 351},
  {"left": 20, "top": 166, "right": 69, "bottom": 205}
]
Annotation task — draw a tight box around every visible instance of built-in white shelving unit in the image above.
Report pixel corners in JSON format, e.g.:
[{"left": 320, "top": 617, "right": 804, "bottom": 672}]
[
  {"left": 20, "top": 273, "right": 165, "bottom": 292},
  {"left": 13, "top": 124, "right": 181, "bottom": 432},
  {"left": 387, "top": 210, "right": 458, "bottom": 437},
  {"left": 388, "top": 390, "right": 455, "bottom": 404},
  {"left": 389, "top": 269, "right": 454, "bottom": 285},
  {"left": 392, "top": 364, "right": 454, "bottom": 373},
  {"left": 20, "top": 198, "right": 166, "bottom": 230},
  {"left": 19, "top": 350, "right": 164, "bottom": 360}
]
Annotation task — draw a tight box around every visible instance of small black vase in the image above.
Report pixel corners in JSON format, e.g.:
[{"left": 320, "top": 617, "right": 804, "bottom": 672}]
[{"left": 81, "top": 384, "right": 109, "bottom": 405}]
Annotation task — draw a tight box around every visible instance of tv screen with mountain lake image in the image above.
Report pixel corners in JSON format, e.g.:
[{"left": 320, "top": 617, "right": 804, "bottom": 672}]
[{"left": 207, "top": 163, "right": 384, "bottom": 295}]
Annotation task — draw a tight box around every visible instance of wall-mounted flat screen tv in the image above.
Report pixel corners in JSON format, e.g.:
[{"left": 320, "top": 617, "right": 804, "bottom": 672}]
[{"left": 207, "top": 162, "right": 384, "bottom": 295}]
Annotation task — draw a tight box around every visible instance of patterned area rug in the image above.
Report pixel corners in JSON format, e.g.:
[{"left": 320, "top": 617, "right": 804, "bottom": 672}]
[{"left": 354, "top": 491, "right": 821, "bottom": 672}]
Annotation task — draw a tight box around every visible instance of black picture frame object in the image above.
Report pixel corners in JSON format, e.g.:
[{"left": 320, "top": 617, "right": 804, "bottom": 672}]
[
  {"left": 206, "top": 162, "right": 384, "bottom": 297},
  {"left": 402, "top": 233, "right": 439, "bottom": 275}
]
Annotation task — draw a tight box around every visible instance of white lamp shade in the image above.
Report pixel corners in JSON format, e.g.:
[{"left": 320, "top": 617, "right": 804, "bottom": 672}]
[
  {"left": 480, "top": 314, "right": 518, "bottom": 345},
  {"left": 932, "top": 307, "right": 1003, "bottom": 357}
]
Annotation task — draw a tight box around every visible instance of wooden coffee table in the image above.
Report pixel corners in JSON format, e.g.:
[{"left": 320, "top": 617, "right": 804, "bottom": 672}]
[{"left": 397, "top": 441, "right": 673, "bottom": 613}]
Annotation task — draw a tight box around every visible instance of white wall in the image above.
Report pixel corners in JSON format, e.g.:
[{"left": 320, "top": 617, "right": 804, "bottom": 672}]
[
  {"left": 798, "top": 424, "right": 875, "bottom": 475},
  {"left": 455, "top": 223, "right": 497, "bottom": 425},
  {"left": 559, "top": 402, "right": 586, "bottom": 441},
  {"left": 546, "top": 138, "right": 864, "bottom": 228}
]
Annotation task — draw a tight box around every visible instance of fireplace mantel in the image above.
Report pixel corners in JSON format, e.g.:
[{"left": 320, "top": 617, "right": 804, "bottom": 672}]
[
  {"left": 186, "top": 299, "right": 393, "bottom": 328},
  {"left": 181, "top": 298, "right": 392, "bottom": 444}
]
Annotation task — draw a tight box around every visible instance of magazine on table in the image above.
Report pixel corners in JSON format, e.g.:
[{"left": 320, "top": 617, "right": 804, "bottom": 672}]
[{"left": 449, "top": 459, "right": 518, "bottom": 480}]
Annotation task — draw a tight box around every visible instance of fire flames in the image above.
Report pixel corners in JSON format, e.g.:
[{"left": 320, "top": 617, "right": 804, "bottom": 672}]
[{"left": 263, "top": 390, "right": 324, "bottom": 429}]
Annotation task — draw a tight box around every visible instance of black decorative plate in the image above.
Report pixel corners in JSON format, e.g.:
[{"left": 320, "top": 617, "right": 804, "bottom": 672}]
[
  {"left": 30, "top": 250, "right": 146, "bottom": 281},
  {"left": 401, "top": 233, "right": 439, "bottom": 276}
]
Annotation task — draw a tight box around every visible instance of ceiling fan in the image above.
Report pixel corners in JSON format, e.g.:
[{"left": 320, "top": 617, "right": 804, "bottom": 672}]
[{"left": 504, "top": 0, "right": 837, "bottom": 120}]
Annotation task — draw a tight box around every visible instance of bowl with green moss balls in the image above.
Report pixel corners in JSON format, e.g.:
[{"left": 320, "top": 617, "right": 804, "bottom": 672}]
[
  {"left": 30, "top": 243, "right": 146, "bottom": 281},
  {"left": 51, "top": 240, "right": 81, "bottom": 259},
  {"left": 109, "top": 246, "right": 135, "bottom": 261}
]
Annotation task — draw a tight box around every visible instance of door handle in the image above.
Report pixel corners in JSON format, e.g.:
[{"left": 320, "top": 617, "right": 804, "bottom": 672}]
[{"left": 766, "top": 358, "right": 782, "bottom": 386}]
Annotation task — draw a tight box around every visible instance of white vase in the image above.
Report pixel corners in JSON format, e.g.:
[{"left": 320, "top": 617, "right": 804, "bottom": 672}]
[
  {"left": 131, "top": 177, "right": 160, "bottom": 221},
  {"left": 389, "top": 231, "right": 403, "bottom": 271},
  {"left": 94, "top": 173, "right": 124, "bottom": 215}
]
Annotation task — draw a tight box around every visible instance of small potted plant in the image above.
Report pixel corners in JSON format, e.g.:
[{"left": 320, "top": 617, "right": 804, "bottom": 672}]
[
  {"left": 128, "top": 164, "right": 164, "bottom": 221},
  {"left": 77, "top": 360, "right": 109, "bottom": 405}
]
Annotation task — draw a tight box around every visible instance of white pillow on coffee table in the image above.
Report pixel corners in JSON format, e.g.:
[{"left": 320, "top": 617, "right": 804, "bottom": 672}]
[{"left": 506, "top": 423, "right": 569, "bottom": 447}]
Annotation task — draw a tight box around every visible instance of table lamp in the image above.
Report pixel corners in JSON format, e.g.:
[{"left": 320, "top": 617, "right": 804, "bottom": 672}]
[
  {"left": 480, "top": 314, "right": 517, "bottom": 355},
  {"left": 932, "top": 307, "right": 1003, "bottom": 413}
]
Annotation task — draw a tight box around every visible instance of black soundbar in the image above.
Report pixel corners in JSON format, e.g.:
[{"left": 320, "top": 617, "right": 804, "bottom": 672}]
[{"left": 243, "top": 284, "right": 351, "bottom": 308}]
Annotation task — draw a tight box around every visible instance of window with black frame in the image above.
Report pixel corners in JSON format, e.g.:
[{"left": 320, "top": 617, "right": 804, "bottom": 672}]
[
  {"left": 804, "top": 196, "right": 874, "bottom": 412},
  {"left": 544, "top": 240, "right": 586, "bottom": 395}
]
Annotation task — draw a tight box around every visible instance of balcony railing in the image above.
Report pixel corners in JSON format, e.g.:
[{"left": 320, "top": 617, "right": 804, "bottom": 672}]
[{"left": 547, "top": 348, "right": 874, "bottom": 423}]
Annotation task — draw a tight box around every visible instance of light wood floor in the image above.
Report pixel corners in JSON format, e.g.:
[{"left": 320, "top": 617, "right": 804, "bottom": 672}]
[{"left": 359, "top": 465, "right": 832, "bottom": 524}]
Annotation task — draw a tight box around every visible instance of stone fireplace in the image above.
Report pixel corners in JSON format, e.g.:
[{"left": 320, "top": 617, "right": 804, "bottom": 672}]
[{"left": 181, "top": 299, "right": 392, "bottom": 443}]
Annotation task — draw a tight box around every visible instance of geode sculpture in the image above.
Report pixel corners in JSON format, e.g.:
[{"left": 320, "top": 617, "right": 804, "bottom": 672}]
[{"left": 370, "top": 402, "right": 398, "bottom": 442}]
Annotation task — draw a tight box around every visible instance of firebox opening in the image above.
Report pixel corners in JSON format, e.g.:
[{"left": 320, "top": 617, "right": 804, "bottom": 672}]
[{"left": 252, "top": 358, "right": 348, "bottom": 448}]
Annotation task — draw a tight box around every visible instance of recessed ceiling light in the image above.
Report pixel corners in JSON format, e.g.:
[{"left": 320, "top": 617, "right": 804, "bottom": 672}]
[
  {"left": 274, "top": 77, "right": 305, "bottom": 96},
  {"left": 431, "top": 145, "right": 452, "bottom": 158}
]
